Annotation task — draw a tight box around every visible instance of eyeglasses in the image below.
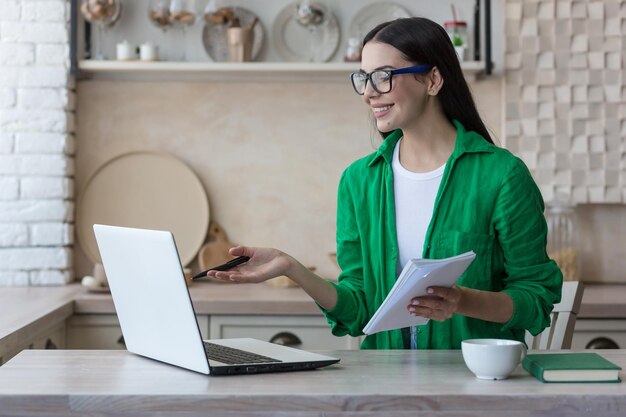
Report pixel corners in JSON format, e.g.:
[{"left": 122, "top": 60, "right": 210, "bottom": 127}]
[{"left": 349, "top": 65, "right": 432, "bottom": 95}]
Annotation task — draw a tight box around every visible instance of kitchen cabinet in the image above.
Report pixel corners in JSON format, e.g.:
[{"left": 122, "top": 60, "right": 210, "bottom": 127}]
[
  {"left": 210, "top": 315, "right": 361, "bottom": 350},
  {"left": 0, "top": 323, "right": 66, "bottom": 366},
  {"left": 65, "top": 313, "right": 359, "bottom": 351},
  {"left": 572, "top": 319, "right": 626, "bottom": 350},
  {"left": 66, "top": 315, "right": 209, "bottom": 350},
  {"left": 31, "top": 323, "right": 66, "bottom": 350},
  {"left": 69, "top": 285, "right": 360, "bottom": 351}
]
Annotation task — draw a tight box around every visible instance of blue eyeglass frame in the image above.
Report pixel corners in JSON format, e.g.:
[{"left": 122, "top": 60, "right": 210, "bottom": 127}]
[{"left": 350, "top": 64, "right": 433, "bottom": 95}]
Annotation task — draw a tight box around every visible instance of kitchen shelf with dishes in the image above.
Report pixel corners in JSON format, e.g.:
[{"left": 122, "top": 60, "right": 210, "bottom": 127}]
[
  {"left": 72, "top": 1, "right": 493, "bottom": 81},
  {"left": 77, "top": 60, "right": 486, "bottom": 81}
]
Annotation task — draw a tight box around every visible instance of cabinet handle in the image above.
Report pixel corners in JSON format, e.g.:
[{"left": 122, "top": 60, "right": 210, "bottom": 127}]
[
  {"left": 45, "top": 339, "right": 57, "bottom": 350},
  {"left": 269, "top": 332, "right": 302, "bottom": 347},
  {"left": 117, "top": 335, "right": 126, "bottom": 347},
  {"left": 585, "top": 337, "right": 619, "bottom": 349}
]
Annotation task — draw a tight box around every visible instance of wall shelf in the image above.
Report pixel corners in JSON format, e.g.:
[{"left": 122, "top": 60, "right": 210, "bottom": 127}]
[{"left": 77, "top": 60, "right": 486, "bottom": 82}]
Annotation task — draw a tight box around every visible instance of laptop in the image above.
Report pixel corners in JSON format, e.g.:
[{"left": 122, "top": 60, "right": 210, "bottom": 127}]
[{"left": 93, "top": 224, "right": 340, "bottom": 376}]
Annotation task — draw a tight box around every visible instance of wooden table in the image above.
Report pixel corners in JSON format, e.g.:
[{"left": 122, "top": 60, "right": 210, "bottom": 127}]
[{"left": 0, "top": 349, "right": 625, "bottom": 416}]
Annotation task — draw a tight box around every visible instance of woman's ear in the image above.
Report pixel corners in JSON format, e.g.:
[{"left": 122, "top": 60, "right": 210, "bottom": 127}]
[{"left": 427, "top": 67, "right": 444, "bottom": 96}]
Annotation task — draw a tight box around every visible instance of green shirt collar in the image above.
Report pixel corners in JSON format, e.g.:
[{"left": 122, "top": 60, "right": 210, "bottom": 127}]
[{"left": 368, "top": 120, "right": 494, "bottom": 167}]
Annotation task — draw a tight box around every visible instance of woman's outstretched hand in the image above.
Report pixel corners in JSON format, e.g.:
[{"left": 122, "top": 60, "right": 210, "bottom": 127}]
[{"left": 205, "top": 246, "right": 293, "bottom": 283}]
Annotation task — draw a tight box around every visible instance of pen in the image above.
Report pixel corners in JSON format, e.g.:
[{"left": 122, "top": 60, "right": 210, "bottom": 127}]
[{"left": 192, "top": 256, "right": 250, "bottom": 280}]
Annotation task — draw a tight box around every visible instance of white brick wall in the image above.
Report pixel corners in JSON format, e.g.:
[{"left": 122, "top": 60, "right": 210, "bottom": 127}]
[{"left": 0, "top": 0, "right": 73, "bottom": 286}]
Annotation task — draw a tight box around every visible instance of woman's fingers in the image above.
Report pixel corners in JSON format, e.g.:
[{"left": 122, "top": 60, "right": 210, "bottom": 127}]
[
  {"left": 229, "top": 246, "right": 251, "bottom": 257},
  {"left": 407, "top": 286, "right": 462, "bottom": 322}
]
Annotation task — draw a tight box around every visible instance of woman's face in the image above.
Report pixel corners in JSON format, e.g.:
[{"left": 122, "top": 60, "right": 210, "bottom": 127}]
[{"left": 360, "top": 41, "right": 429, "bottom": 133}]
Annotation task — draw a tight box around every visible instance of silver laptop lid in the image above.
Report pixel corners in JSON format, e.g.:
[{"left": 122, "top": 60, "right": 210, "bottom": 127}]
[{"left": 93, "top": 224, "right": 210, "bottom": 374}]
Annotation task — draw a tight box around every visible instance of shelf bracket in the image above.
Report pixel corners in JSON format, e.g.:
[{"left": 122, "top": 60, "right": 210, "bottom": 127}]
[
  {"left": 485, "top": 0, "right": 493, "bottom": 75},
  {"left": 70, "top": 0, "right": 78, "bottom": 76}
]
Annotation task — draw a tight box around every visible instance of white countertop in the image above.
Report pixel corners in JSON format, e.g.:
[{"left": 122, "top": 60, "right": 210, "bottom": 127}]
[{"left": 0, "top": 349, "right": 624, "bottom": 416}]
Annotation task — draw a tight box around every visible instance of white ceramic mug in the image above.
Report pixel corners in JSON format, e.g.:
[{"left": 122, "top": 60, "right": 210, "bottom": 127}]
[{"left": 461, "top": 338, "right": 527, "bottom": 380}]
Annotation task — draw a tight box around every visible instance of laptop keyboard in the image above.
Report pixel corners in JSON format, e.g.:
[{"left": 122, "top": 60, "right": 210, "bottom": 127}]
[{"left": 204, "top": 342, "right": 282, "bottom": 365}]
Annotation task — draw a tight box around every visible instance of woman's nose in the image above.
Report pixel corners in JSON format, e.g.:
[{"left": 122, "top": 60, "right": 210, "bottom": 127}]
[{"left": 362, "top": 80, "right": 379, "bottom": 100}]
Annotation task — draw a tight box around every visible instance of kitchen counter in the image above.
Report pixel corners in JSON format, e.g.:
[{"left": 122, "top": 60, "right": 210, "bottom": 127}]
[
  {"left": 2, "top": 283, "right": 626, "bottom": 360},
  {"left": 0, "top": 286, "right": 82, "bottom": 361},
  {"left": 73, "top": 282, "right": 322, "bottom": 315},
  {"left": 0, "top": 349, "right": 625, "bottom": 416},
  {"left": 73, "top": 282, "right": 626, "bottom": 318},
  {"left": 578, "top": 284, "right": 626, "bottom": 318}
]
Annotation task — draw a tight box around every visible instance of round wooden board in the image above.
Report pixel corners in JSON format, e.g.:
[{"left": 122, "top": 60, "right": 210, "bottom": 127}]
[{"left": 76, "top": 151, "right": 210, "bottom": 267}]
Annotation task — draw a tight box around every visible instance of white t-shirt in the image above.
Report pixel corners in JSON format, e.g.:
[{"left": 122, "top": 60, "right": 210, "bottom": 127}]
[{"left": 392, "top": 139, "right": 446, "bottom": 272}]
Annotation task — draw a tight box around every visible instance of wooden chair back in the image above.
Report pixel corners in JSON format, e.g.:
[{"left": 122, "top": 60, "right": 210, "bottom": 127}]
[{"left": 525, "top": 281, "right": 584, "bottom": 350}]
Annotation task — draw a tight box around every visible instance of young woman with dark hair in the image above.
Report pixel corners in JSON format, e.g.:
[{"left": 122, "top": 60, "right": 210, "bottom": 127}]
[{"left": 203, "top": 17, "right": 562, "bottom": 350}]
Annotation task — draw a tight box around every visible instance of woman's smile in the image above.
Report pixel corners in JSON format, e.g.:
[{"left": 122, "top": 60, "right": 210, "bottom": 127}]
[{"left": 372, "top": 104, "right": 393, "bottom": 118}]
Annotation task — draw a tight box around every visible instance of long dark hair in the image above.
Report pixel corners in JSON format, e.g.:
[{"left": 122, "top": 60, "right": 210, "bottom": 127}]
[{"left": 363, "top": 17, "right": 493, "bottom": 144}]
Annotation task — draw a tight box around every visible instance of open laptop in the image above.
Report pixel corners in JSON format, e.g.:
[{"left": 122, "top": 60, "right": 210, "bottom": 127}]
[{"left": 93, "top": 224, "right": 340, "bottom": 376}]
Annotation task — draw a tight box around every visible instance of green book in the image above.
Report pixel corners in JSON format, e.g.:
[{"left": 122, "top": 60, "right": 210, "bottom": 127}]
[{"left": 523, "top": 353, "right": 621, "bottom": 383}]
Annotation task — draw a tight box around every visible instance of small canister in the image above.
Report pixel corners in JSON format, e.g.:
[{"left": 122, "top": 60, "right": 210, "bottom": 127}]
[
  {"left": 140, "top": 42, "right": 159, "bottom": 61},
  {"left": 116, "top": 40, "right": 135, "bottom": 60}
]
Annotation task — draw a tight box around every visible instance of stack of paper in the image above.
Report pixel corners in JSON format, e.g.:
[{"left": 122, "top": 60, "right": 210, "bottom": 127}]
[{"left": 363, "top": 251, "right": 476, "bottom": 335}]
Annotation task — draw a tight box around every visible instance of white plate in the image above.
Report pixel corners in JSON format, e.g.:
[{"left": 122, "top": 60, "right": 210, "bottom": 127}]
[
  {"left": 272, "top": 1, "right": 340, "bottom": 62},
  {"left": 76, "top": 151, "right": 210, "bottom": 267},
  {"left": 202, "top": 7, "right": 265, "bottom": 62},
  {"left": 348, "top": 2, "right": 411, "bottom": 40}
]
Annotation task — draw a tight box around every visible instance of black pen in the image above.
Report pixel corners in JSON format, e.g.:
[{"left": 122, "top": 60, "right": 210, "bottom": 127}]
[{"left": 192, "top": 256, "right": 250, "bottom": 280}]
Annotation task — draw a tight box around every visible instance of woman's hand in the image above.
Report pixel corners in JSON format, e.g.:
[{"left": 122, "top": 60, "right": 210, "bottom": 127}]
[
  {"left": 205, "top": 246, "right": 293, "bottom": 283},
  {"left": 206, "top": 246, "right": 339, "bottom": 311},
  {"left": 407, "top": 285, "right": 464, "bottom": 322}
]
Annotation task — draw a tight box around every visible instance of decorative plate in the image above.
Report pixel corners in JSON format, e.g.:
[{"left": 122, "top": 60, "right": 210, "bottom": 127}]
[
  {"left": 348, "top": 2, "right": 411, "bottom": 40},
  {"left": 202, "top": 7, "right": 265, "bottom": 62},
  {"left": 272, "top": 1, "right": 340, "bottom": 62}
]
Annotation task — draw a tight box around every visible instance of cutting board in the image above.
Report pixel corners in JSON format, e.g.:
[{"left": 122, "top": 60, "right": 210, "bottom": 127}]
[
  {"left": 198, "top": 222, "right": 238, "bottom": 283},
  {"left": 76, "top": 151, "right": 209, "bottom": 267}
]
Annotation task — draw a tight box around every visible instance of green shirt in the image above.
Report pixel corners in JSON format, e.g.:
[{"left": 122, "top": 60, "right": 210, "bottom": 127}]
[{"left": 321, "top": 121, "right": 563, "bottom": 349}]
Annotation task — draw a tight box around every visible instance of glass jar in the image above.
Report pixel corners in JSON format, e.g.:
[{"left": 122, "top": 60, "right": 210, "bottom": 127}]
[
  {"left": 443, "top": 20, "right": 468, "bottom": 61},
  {"left": 545, "top": 199, "right": 580, "bottom": 281}
]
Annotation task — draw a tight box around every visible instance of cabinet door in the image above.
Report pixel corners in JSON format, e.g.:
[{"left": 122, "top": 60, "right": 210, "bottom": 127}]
[
  {"left": 66, "top": 315, "right": 125, "bottom": 349},
  {"left": 209, "top": 315, "right": 361, "bottom": 350},
  {"left": 572, "top": 319, "right": 626, "bottom": 349},
  {"left": 66, "top": 314, "right": 210, "bottom": 349},
  {"left": 31, "top": 323, "right": 66, "bottom": 350}
]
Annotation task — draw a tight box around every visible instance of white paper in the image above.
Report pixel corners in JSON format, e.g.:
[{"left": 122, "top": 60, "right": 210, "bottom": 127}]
[{"left": 363, "top": 251, "right": 476, "bottom": 335}]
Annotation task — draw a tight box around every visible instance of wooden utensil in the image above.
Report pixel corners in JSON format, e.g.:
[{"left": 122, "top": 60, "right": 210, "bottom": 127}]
[{"left": 197, "top": 222, "right": 238, "bottom": 283}]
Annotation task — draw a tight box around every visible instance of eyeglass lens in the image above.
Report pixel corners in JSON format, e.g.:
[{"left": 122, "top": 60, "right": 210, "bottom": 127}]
[{"left": 352, "top": 70, "right": 392, "bottom": 95}]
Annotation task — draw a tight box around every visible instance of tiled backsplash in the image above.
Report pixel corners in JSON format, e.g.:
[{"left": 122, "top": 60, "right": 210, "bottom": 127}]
[{"left": 504, "top": 0, "right": 626, "bottom": 204}]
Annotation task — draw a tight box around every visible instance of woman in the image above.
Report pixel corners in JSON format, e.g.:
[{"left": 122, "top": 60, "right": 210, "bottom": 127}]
[{"left": 205, "top": 17, "right": 563, "bottom": 349}]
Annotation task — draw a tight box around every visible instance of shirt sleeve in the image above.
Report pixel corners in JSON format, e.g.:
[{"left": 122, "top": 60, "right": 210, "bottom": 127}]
[
  {"left": 493, "top": 158, "right": 563, "bottom": 335},
  {"left": 318, "top": 170, "right": 370, "bottom": 337}
]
